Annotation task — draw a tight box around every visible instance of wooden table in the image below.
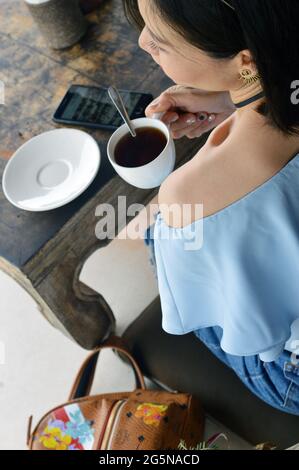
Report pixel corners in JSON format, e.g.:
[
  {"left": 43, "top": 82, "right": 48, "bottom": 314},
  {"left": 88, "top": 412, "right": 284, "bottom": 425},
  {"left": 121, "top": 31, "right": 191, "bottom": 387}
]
[{"left": 0, "top": 0, "right": 206, "bottom": 349}]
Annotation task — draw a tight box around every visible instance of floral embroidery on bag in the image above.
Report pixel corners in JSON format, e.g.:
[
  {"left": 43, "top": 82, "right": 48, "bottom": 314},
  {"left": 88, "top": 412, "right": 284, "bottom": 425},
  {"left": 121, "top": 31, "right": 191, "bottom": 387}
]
[
  {"left": 134, "top": 402, "right": 169, "bottom": 427},
  {"left": 38, "top": 404, "right": 95, "bottom": 450},
  {"left": 39, "top": 425, "right": 72, "bottom": 450}
]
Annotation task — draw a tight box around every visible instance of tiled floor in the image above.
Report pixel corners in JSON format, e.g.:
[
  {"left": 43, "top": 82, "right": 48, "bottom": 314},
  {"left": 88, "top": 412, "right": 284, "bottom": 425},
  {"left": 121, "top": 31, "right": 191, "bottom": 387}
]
[{"left": 0, "top": 199, "right": 252, "bottom": 450}]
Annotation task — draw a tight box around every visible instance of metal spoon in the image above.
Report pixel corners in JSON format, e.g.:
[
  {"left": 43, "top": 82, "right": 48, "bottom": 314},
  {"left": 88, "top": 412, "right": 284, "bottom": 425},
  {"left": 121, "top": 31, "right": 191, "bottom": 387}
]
[{"left": 108, "top": 86, "right": 137, "bottom": 138}]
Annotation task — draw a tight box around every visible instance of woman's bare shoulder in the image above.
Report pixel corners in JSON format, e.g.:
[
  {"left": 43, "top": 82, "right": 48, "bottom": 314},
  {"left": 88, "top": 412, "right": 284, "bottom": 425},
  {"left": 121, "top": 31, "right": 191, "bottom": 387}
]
[
  {"left": 158, "top": 151, "right": 218, "bottom": 228},
  {"left": 158, "top": 139, "right": 281, "bottom": 229},
  {"left": 158, "top": 114, "right": 239, "bottom": 228},
  {"left": 158, "top": 110, "right": 299, "bottom": 229}
]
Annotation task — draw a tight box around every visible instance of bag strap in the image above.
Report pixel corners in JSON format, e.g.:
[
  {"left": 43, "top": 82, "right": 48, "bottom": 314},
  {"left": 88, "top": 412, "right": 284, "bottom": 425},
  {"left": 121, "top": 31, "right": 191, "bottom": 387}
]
[{"left": 68, "top": 335, "right": 146, "bottom": 400}]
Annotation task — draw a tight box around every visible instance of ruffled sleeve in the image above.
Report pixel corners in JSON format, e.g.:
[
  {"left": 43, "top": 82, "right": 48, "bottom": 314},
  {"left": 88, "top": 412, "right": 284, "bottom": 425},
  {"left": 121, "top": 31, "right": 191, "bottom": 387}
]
[{"left": 152, "top": 155, "right": 299, "bottom": 362}]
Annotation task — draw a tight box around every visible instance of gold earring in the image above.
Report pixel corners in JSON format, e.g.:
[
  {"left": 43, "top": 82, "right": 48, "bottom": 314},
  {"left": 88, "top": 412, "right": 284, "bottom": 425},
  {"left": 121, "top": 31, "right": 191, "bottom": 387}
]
[{"left": 239, "top": 69, "right": 261, "bottom": 86}]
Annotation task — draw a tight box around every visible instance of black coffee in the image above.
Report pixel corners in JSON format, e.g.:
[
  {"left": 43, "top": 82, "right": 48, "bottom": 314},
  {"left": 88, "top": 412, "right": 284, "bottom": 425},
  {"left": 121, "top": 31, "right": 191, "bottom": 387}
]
[{"left": 114, "top": 127, "right": 167, "bottom": 168}]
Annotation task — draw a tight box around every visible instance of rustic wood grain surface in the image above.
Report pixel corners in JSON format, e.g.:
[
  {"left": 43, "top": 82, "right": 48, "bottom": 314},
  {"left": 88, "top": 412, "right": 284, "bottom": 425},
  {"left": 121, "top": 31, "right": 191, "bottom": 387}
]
[{"left": 0, "top": 0, "right": 208, "bottom": 348}]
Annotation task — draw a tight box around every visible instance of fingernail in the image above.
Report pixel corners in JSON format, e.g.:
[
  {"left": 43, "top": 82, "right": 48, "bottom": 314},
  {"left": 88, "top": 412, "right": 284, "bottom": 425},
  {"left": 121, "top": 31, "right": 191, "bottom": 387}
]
[
  {"left": 186, "top": 117, "right": 196, "bottom": 125},
  {"left": 169, "top": 115, "right": 179, "bottom": 123}
]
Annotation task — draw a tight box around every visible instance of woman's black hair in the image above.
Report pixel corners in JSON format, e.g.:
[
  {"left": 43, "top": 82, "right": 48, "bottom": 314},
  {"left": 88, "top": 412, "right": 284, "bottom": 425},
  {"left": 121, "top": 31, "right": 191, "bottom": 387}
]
[{"left": 122, "top": 0, "right": 299, "bottom": 136}]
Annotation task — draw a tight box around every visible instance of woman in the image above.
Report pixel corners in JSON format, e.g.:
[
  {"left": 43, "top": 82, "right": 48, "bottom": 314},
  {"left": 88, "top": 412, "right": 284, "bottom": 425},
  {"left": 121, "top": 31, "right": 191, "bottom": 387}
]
[{"left": 123, "top": 0, "right": 299, "bottom": 415}]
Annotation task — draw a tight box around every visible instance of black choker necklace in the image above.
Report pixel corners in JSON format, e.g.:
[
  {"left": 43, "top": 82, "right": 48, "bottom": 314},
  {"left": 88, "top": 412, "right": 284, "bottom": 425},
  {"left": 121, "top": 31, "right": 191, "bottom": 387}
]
[{"left": 233, "top": 90, "right": 265, "bottom": 109}]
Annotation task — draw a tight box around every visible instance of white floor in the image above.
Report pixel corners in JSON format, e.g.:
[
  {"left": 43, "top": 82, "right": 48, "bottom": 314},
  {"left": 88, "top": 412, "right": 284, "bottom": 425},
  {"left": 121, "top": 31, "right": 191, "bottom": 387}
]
[{"left": 0, "top": 198, "right": 252, "bottom": 450}]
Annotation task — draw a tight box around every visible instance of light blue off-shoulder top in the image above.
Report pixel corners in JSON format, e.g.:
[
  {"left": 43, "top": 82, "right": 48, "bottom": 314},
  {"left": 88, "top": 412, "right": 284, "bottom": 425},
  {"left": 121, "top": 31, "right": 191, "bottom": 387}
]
[{"left": 152, "top": 151, "right": 299, "bottom": 362}]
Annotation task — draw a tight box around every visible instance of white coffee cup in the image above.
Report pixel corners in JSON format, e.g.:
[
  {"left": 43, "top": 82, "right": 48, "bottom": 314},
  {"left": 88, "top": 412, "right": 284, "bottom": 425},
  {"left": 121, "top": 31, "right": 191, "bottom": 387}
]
[{"left": 107, "top": 117, "right": 176, "bottom": 189}]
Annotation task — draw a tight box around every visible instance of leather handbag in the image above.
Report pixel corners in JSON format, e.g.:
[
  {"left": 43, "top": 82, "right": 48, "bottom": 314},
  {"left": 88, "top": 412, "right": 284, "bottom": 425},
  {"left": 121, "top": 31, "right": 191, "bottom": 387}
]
[{"left": 27, "top": 335, "right": 205, "bottom": 450}]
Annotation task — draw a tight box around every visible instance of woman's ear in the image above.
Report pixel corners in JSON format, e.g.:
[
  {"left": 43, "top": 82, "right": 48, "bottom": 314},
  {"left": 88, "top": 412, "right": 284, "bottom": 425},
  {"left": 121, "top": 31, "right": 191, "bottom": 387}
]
[{"left": 239, "top": 49, "right": 258, "bottom": 74}]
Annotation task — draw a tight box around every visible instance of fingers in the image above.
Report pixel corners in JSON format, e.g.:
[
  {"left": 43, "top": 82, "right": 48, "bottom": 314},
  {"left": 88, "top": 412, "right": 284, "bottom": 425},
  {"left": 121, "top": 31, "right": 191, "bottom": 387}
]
[
  {"left": 169, "top": 112, "right": 206, "bottom": 130},
  {"left": 145, "top": 92, "right": 219, "bottom": 140},
  {"left": 185, "top": 123, "right": 211, "bottom": 139},
  {"left": 161, "top": 111, "right": 180, "bottom": 124},
  {"left": 171, "top": 114, "right": 216, "bottom": 139},
  {"left": 169, "top": 113, "right": 196, "bottom": 128},
  {"left": 172, "top": 126, "right": 201, "bottom": 139},
  {"left": 145, "top": 94, "right": 176, "bottom": 118}
]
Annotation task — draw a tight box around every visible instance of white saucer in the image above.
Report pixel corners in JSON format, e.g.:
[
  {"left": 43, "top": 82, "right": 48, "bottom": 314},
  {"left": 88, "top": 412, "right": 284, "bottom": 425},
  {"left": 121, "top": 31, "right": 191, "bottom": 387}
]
[{"left": 2, "top": 128, "right": 101, "bottom": 212}]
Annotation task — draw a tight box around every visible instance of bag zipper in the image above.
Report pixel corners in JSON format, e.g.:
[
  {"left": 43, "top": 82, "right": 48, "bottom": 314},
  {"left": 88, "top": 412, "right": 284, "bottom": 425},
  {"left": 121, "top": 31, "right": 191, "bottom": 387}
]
[{"left": 100, "top": 399, "right": 127, "bottom": 450}]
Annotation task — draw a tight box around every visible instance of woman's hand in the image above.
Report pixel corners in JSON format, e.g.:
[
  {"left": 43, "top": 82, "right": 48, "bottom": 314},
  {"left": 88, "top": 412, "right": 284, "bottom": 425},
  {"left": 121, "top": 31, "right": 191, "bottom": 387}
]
[{"left": 145, "top": 85, "right": 236, "bottom": 140}]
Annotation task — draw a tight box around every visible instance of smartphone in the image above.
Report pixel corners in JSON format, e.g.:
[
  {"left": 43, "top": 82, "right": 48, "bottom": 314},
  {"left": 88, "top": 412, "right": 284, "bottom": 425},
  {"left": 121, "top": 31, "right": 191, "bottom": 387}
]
[{"left": 53, "top": 84, "right": 154, "bottom": 131}]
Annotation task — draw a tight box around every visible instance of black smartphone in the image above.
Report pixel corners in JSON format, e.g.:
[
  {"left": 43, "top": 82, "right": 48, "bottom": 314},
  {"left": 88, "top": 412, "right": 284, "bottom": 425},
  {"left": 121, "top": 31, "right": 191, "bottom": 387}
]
[{"left": 53, "top": 84, "right": 154, "bottom": 131}]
